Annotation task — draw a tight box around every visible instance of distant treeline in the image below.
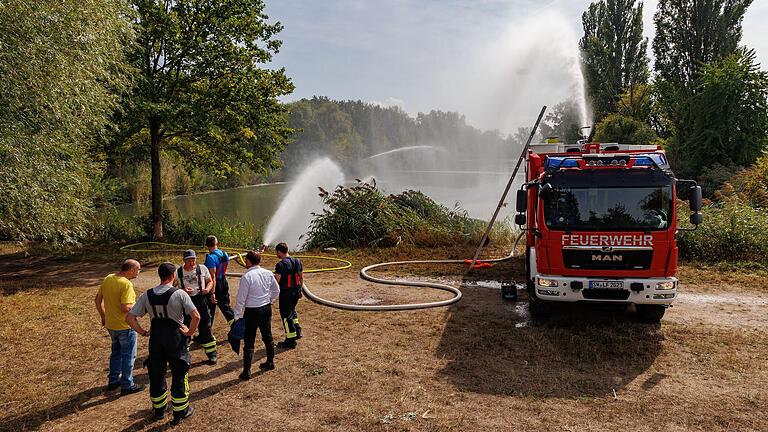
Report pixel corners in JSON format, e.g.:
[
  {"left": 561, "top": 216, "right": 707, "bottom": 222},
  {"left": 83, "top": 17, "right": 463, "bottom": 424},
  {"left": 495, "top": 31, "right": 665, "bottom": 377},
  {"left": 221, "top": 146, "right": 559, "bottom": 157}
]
[{"left": 282, "top": 97, "right": 527, "bottom": 177}]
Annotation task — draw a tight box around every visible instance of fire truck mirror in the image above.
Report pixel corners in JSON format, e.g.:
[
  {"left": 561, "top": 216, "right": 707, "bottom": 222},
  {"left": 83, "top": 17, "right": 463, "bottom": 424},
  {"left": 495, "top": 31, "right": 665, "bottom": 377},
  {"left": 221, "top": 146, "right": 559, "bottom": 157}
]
[
  {"left": 539, "top": 182, "right": 553, "bottom": 200},
  {"left": 689, "top": 186, "right": 703, "bottom": 212},
  {"left": 516, "top": 189, "right": 527, "bottom": 213},
  {"left": 690, "top": 212, "right": 703, "bottom": 225},
  {"left": 514, "top": 213, "right": 527, "bottom": 227}
]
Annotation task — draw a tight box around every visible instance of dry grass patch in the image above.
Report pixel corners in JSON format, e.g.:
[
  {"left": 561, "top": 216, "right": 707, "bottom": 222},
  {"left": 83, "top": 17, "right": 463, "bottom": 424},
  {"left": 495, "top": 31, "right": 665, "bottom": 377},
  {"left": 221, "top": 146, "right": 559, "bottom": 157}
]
[{"left": 0, "top": 248, "right": 767, "bottom": 431}]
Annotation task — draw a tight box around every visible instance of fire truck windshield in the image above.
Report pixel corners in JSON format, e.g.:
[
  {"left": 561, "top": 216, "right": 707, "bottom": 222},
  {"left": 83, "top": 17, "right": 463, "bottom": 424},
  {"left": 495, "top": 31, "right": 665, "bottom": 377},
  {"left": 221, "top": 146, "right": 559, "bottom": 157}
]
[{"left": 542, "top": 170, "right": 674, "bottom": 232}]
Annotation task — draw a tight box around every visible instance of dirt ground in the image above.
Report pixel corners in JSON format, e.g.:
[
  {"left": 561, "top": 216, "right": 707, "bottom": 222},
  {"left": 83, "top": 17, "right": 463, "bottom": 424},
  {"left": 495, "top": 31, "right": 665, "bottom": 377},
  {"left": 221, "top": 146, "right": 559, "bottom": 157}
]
[{"left": 0, "top": 247, "right": 766, "bottom": 431}]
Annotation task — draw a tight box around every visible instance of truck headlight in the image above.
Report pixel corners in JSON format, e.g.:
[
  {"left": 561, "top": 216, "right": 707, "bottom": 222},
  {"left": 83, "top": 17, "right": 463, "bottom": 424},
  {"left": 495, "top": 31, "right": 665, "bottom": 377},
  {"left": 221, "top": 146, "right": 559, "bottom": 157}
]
[
  {"left": 538, "top": 277, "right": 559, "bottom": 287},
  {"left": 656, "top": 281, "right": 676, "bottom": 290}
]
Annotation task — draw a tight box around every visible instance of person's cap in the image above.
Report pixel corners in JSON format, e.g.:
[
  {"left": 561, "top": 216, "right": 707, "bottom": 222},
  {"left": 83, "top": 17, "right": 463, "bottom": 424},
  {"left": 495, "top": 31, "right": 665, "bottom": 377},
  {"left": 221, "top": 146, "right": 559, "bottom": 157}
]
[
  {"left": 158, "top": 262, "right": 175, "bottom": 280},
  {"left": 183, "top": 249, "right": 196, "bottom": 260}
]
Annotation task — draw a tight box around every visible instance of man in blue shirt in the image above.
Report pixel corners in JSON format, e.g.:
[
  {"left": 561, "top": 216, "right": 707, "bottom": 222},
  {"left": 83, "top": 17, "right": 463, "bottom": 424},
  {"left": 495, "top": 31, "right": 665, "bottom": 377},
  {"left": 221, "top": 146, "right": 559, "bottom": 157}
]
[{"left": 204, "top": 236, "right": 236, "bottom": 328}]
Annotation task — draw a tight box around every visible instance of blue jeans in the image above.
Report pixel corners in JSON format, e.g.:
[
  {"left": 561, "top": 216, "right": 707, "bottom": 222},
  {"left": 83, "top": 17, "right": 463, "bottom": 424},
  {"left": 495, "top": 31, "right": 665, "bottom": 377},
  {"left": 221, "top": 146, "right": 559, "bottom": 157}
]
[{"left": 108, "top": 329, "right": 137, "bottom": 390}]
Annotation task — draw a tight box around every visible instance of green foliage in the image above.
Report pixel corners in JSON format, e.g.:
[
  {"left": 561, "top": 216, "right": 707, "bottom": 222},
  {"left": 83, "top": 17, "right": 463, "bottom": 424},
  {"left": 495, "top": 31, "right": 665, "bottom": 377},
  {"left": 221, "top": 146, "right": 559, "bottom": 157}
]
[
  {"left": 653, "top": 0, "right": 752, "bottom": 138},
  {"left": 714, "top": 152, "right": 768, "bottom": 208},
  {"left": 91, "top": 210, "right": 262, "bottom": 248},
  {"left": 678, "top": 49, "right": 768, "bottom": 177},
  {"left": 0, "top": 0, "right": 132, "bottom": 245},
  {"left": 163, "top": 216, "right": 262, "bottom": 249},
  {"left": 117, "top": 0, "right": 295, "bottom": 237},
  {"left": 305, "top": 182, "right": 506, "bottom": 249},
  {"left": 580, "top": 0, "right": 649, "bottom": 122},
  {"left": 678, "top": 201, "right": 768, "bottom": 263},
  {"left": 593, "top": 113, "right": 659, "bottom": 145}
]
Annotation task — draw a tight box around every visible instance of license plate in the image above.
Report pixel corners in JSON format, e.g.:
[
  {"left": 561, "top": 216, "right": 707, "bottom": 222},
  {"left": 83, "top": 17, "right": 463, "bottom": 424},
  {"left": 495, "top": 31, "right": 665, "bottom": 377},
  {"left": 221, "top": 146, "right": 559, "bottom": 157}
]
[{"left": 589, "top": 280, "right": 624, "bottom": 289}]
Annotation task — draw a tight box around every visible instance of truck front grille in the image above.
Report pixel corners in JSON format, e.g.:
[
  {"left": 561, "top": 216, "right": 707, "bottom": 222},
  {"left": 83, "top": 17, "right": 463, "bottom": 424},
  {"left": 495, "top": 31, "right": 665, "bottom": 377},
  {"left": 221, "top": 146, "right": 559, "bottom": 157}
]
[{"left": 562, "top": 249, "right": 653, "bottom": 270}]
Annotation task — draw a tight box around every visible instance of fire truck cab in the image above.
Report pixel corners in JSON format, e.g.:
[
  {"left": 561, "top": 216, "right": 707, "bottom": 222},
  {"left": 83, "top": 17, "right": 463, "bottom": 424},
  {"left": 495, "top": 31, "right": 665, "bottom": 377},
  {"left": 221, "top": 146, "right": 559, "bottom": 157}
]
[{"left": 514, "top": 142, "right": 703, "bottom": 322}]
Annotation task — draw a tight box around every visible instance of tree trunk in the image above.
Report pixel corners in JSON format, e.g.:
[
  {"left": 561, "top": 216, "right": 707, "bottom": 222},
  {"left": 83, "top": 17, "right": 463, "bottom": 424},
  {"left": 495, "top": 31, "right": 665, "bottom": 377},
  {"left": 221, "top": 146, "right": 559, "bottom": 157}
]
[{"left": 150, "top": 119, "right": 163, "bottom": 239}]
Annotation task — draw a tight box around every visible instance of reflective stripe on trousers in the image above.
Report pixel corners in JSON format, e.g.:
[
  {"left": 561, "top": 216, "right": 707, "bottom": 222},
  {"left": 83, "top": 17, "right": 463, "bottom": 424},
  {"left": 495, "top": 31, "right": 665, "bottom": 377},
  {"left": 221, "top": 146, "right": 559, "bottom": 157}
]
[{"left": 171, "top": 374, "right": 190, "bottom": 412}]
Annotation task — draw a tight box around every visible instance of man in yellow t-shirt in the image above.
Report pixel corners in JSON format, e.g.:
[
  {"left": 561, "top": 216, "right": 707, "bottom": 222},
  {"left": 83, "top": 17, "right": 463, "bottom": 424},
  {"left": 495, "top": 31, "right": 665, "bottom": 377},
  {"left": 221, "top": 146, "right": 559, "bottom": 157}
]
[{"left": 95, "top": 259, "right": 144, "bottom": 395}]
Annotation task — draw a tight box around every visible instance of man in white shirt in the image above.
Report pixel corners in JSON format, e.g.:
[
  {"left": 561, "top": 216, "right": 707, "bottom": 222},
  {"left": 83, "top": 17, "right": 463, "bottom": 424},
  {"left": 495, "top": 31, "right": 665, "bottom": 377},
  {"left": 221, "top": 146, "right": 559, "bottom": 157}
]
[
  {"left": 234, "top": 250, "right": 280, "bottom": 379},
  {"left": 175, "top": 250, "right": 217, "bottom": 365}
]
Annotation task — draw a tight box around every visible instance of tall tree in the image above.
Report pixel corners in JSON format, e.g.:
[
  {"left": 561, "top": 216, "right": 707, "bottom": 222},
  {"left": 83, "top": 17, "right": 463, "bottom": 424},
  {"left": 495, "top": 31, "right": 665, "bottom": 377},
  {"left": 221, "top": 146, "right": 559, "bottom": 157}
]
[
  {"left": 0, "top": 0, "right": 132, "bottom": 244},
  {"left": 120, "top": 0, "right": 294, "bottom": 238},
  {"left": 683, "top": 49, "right": 768, "bottom": 177},
  {"left": 580, "top": 0, "right": 649, "bottom": 122},
  {"left": 653, "top": 0, "right": 752, "bottom": 131}
]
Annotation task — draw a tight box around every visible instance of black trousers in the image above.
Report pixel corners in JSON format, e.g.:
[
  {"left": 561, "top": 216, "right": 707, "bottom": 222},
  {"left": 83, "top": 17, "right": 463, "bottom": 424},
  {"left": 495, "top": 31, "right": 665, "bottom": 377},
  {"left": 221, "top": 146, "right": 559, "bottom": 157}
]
[
  {"left": 279, "top": 288, "right": 302, "bottom": 341},
  {"left": 185, "top": 295, "right": 217, "bottom": 357},
  {"left": 147, "top": 320, "right": 190, "bottom": 416},
  {"left": 207, "top": 278, "right": 236, "bottom": 326},
  {"left": 243, "top": 304, "right": 273, "bottom": 351}
]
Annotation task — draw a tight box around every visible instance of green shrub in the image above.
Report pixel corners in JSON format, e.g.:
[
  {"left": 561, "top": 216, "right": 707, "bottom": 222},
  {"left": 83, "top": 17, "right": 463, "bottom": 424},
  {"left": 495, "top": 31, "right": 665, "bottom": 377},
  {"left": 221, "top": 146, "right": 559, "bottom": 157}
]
[
  {"left": 678, "top": 201, "right": 768, "bottom": 263},
  {"left": 305, "top": 182, "right": 515, "bottom": 249},
  {"left": 164, "top": 216, "right": 262, "bottom": 248},
  {"left": 714, "top": 151, "right": 768, "bottom": 207},
  {"left": 89, "top": 209, "right": 262, "bottom": 248}
]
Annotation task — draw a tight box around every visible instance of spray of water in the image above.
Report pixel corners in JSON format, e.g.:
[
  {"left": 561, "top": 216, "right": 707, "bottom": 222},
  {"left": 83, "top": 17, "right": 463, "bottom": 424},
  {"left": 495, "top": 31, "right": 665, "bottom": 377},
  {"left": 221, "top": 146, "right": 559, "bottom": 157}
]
[
  {"left": 365, "top": 145, "right": 443, "bottom": 160},
  {"left": 262, "top": 157, "right": 345, "bottom": 249},
  {"left": 571, "top": 58, "right": 592, "bottom": 133},
  {"left": 433, "top": 8, "right": 592, "bottom": 135}
]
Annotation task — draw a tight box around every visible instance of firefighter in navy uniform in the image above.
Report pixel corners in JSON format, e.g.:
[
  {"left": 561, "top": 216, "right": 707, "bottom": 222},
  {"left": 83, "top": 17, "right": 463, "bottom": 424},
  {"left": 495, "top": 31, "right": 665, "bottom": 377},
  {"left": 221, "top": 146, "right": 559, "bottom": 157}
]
[
  {"left": 126, "top": 262, "right": 200, "bottom": 425},
  {"left": 273, "top": 242, "right": 303, "bottom": 349},
  {"left": 204, "top": 235, "right": 236, "bottom": 328},
  {"left": 176, "top": 249, "right": 218, "bottom": 364}
]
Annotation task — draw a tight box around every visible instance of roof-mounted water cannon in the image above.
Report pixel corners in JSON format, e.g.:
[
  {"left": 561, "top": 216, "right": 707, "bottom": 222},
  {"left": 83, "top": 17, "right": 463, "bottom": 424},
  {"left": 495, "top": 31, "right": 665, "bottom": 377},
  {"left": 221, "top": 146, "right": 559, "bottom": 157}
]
[{"left": 577, "top": 125, "right": 592, "bottom": 145}]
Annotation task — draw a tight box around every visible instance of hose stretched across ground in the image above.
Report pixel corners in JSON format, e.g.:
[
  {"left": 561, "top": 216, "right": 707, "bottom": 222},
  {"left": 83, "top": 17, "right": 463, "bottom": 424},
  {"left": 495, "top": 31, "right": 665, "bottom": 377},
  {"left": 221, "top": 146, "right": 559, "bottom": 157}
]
[
  {"left": 119, "top": 242, "right": 353, "bottom": 274},
  {"left": 121, "top": 234, "right": 522, "bottom": 312},
  {"left": 300, "top": 232, "right": 524, "bottom": 311}
]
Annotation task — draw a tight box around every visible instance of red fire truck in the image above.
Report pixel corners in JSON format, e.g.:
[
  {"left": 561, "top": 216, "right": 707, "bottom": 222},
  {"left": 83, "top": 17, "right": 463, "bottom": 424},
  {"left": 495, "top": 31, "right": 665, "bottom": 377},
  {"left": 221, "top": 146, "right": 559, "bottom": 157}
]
[{"left": 514, "top": 142, "right": 703, "bottom": 322}]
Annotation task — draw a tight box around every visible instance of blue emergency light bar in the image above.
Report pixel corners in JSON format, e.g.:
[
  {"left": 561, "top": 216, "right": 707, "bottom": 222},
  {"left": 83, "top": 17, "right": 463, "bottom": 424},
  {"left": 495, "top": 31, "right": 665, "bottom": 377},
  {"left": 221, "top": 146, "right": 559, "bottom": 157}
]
[
  {"left": 544, "top": 158, "right": 579, "bottom": 169},
  {"left": 544, "top": 153, "right": 669, "bottom": 171}
]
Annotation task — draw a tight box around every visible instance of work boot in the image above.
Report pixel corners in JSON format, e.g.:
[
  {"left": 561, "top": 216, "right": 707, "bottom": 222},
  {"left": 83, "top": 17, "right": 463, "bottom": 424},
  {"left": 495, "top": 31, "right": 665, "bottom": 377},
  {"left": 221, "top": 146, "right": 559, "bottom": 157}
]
[
  {"left": 120, "top": 383, "right": 145, "bottom": 396},
  {"left": 206, "top": 352, "right": 218, "bottom": 365},
  {"left": 259, "top": 342, "right": 275, "bottom": 371},
  {"left": 276, "top": 339, "right": 296, "bottom": 349},
  {"left": 295, "top": 325, "right": 303, "bottom": 340},
  {"left": 239, "top": 349, "right": 253, "bottom": 380},
  {"left": 151, "top": 408, "right": 165, "bottom": 422},
  {"left": 172, "top": 406, "right": 194, "bottom": 425}
]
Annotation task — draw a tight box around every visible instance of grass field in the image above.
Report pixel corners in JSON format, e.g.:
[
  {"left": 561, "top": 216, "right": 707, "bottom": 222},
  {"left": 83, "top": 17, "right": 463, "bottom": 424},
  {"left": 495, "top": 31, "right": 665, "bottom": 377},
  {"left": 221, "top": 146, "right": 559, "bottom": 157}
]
[{"left": 0, "top": 246, "right": 766, "bottom": 431}]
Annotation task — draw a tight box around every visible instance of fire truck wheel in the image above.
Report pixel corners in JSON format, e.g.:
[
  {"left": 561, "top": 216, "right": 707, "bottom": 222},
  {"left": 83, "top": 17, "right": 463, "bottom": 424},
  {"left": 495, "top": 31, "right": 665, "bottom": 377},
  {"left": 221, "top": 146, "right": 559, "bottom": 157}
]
[
  {"left": 528, "top": 292, "right": 551, "bottom": 318},
  {"left": 636, "top": 304, "right": 665, "bottom": 322}
]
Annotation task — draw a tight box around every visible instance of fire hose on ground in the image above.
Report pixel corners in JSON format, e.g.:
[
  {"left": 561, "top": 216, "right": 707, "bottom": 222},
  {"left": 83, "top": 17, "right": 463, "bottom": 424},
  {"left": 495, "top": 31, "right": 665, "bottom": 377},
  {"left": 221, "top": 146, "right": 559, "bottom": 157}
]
[{"left": 119, "top": 232, "right": 523, "bottom": 312}]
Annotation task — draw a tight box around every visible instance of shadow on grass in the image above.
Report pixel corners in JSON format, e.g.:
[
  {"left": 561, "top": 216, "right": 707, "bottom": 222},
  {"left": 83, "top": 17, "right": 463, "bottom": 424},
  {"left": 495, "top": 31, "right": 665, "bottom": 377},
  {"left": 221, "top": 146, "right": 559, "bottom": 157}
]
[
  {"left": 435, "top": 283, "right": 663, "bottom": 398},
  {"left": 119, "top": 374, "right": 261, "bottom": 432},
  {"left": 0, "top": 256, "right": 118, "bottom": 295},
  {"left": 2, "top": 386, "right": 121, "bottom": 432},
  {"left": 4, "top": 350, "right": 281, "bottom": 431}
]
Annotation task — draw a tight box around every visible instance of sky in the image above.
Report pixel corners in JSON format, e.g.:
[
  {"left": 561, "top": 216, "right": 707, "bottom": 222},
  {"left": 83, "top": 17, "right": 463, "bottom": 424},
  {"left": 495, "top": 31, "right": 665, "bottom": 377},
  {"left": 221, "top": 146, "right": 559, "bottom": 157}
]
[{"left": 265, "top": 0, "right": 768, "bottom": 134}]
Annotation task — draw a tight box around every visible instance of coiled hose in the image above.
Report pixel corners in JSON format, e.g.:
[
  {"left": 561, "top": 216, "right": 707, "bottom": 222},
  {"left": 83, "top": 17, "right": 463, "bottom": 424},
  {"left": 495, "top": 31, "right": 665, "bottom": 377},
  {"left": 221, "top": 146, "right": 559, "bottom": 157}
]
[{"left": 300, "top": 231, "right": 525, "bottom": 311}]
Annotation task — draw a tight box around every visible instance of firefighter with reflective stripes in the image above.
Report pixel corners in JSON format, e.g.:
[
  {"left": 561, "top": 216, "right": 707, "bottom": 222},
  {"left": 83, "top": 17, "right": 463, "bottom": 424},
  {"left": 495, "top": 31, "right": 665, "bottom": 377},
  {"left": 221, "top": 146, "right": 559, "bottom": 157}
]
[
  {"left": 126, "top": 262, "right": 199, "bottom": 424},
  {"left": 176, "top": 249, "right": 218, "bottom": 364},
  {"left": 274, "top": 242, "right": 303, "bottom": 349},
  {"left": 204, "top": 235, "right": 236, "bottom": 328}
]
